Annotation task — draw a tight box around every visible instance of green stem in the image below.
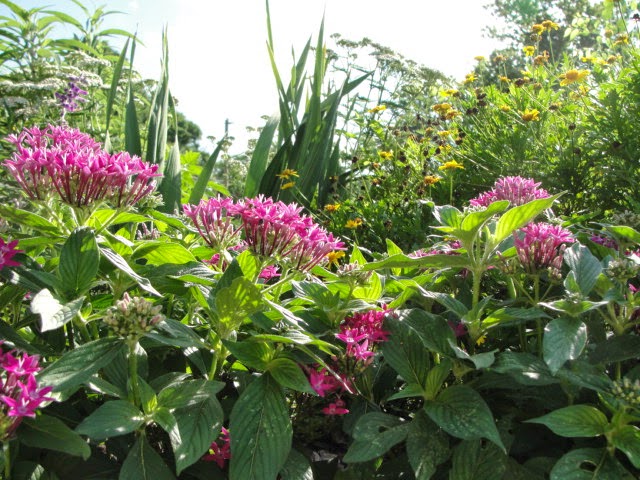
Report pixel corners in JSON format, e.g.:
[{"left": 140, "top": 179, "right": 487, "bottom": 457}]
[
  {"left": 128, "top": 340, "right": 141, "bottom": 407},
  {"left": 3, "top": 441, "right": 10, "bottom": 480}
]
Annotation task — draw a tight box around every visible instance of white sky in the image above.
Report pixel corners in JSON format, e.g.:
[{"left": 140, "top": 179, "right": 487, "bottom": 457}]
[{"left": 6, "top": 1, "right": 505, "bottom": 153}]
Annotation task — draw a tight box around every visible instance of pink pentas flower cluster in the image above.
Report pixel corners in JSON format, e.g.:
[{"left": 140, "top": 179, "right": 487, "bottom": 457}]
[
  {"left": 0, "top": 344, "right": 53, "bottom": 441},
  {"left": 184, "top": 195, "right": 345, "bottom": 272},
  {"left": 202, "top": 426, "right": 231, "bottom": 469},
  {"left": 514, "top": 222, "right": 575, "bottom": 275},
  {"left": 4, "top": 124, "right": 161, "bottom": 208},
  {"left": 336, "top": 308, "right": 391, "bottom": 363},
  {"left": 0, "top": 237, "right": 21, "bottom": 271},
  {"left": 307, "top": 365, "right": 353, "bottom": 416},
  {"left": 470, "top": 176, "right": 550, "bottom": 208}
]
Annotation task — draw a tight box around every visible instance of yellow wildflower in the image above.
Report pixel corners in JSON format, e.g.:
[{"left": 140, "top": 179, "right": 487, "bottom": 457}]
[
  {"left": 276, "top": 168, "right": 299, "bottom": 179},
  {"left": 438, "top": 160, "right": 464, "bottom": 171},
  {"left": 581, "top": 55, "right": 596, "bottom": 64},
  {"left": 432, "top": 103, "right": 452, "bottom": 114},
  {"left": 531, "top": 24, "right": 545, "bottom": 34},
  {"left": 614, "top": 34, "right": 629, "bottom": 46},
  {"left": 345, "top": 218, "right": 363, "bottom": 229},
  {"left": 493, "top": 54, "right": 506, "bottom": 63},
  {"left": 559, "top": 69, "right": 589, "bottom": 86},
  {"left": 327, "top": 250, "right": 345, "bottom": 267},
  {"left": 499, "top": 105, "right": 511, "bottom": 112},
  {"left": 324, "top": 203, "right": 341, "bottom": 213},
  {"left": 464, "top": 73, "right": 476, "bottom": 84},
  {"left": 520, "top": 108, "right": 540, "bottom": 122},
  {"left": 499, "top": 75, "right": 510, "bottom": 83},
  {"left": 378, "top": 150, "right": 393, "bottom": 160},
  {"left": 280, "top": 181, "right": 296, "bottom": 190},
  {"left": 441, "top": 89, "right": 459, "bottom": 97},
  {"left": 367, "top": 104, "right": 387, "bottom": 113},
  {"left": 523, "top": 45, "right": 536, "bottom": 56},
  {"left": 474, "top": 55, "right": 486, "bottom": 61},
  {"left": 604, "top": 29, "right": 613, "bottom": 38},
  {"left": 606, "top": 55, "right": 620, "bottom": 64},
  {"left": 437, "top": 130, "right": 452, "bottom": 138},
  {"left": 533, "top": 51, "right": 550, "bottom": 66},
  {"left": 476, "top": 335, "right": 487, "bottom": 346},
  {"left": 445, "top": 109, "right": 462, "bottom": 120},
  {"left": 423, "top": 175, "right": 441, "bottom": 186},
  {"left": 541, "top": 20, "right": 559, "bottom": 31}
]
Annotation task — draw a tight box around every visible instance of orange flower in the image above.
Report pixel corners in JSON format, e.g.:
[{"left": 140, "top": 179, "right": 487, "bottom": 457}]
[
  {"left": 520, "top": 108, "right": 540, "bottom": 122},
  {"left": 324, "top": 203, "right": 341, "bottom": 213}
]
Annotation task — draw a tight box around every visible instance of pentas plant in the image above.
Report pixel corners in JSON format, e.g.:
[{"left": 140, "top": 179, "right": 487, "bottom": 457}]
[
  {"left": 0, "top": 237, "right": 21, "bottom": 271},
  {"left": 4, "top": 124, "right": 160, "bottom": 209},
  {"left": 514, "top": 222, "right": 575, "bottom": 277},
  {"left": 470, "top": 175, "right": 550, "bottom": 207},
  {"left": 0, "top": 344, "right": 53, "bottom": 442}
]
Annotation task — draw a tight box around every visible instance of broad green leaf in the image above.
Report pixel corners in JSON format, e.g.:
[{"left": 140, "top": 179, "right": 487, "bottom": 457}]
[
  {"left": 606, "top": 225, "right": 640, "bottom": 244},
  {"left": 589, "top": 335, "right": 640, "bottom": 364},
  {"left": 279, "top": 449, "right": 313, "bottom": 480},
  {"left": 216, "top": 277, "right": 263, "bottom": 335},
  {"left": 492, "top": 351, "right": 558, "bottom": 386},
  {"left": 395, "top": 309, "right": 455, "bottom": 356},
  {"left": 172, "top": 398, "right": 224, "bottom": 474},
  {"left": 58, "top": 227, "right": 99, "bottom": 299},
  {"left": 550, "top": 447, "right": 635, "bottom": 480},
  {"left": 611, "top": 425, "right": 640, "bottom": 468},
  {"left": 424, "top": 358, "right": 452, "bottom": 400},
  {"left": 38, "top": 337, "right": 126, "bottom": 392},
  {"left": 456, "top": 200, "right": 510, "bottom": 244},
  {"left": 540, "top": 298, "right": 608, "bottom": 317},
  {"left": 433, "top": 205, "right": 463, "bottom": 228},
  {"left": 30, "top": 289, "right": 84, "bottom": 332},
  {"left": 424, "top": 385, "right": 505, "bottom": 452},
  {"left": 100, "top": 247, "right": 161, "bottom": 296},
  {"left": 450, "top": 343, "right": 497, "bottom": 370},
  {"left": 146, "top": 318, "right": 207, "bottom": 349},
  {"left": 120, "top": 435, "right": 176, "bottom": 480},
  {"left": 563, "top": 243, "right": 602, "bottom": 295},
  {"left": 449, "top": 438, "right": 508, "bottom": 480},
  {"left": 132, "top": 241, "right": 197, "bottom": 266},
  {"left": 406, "top": 411, "right": 449, "bottom": 479},
  {"left": 343, "top": 412, "right": 410, "bottom": 463},
  {"left": 363, "top": 253, "right": 470, "bottom": 271},
  {"left": 492, "top": 195, "right": 560, "bottom": 246},
  {"left": 381, "top": 315, "right": 431, "bottom": 386},
  {"left": 526, "top": 405, "right": 608, "bottom": 437},
  {"left": 387, "top": 383, "right": 427, "bottom": 401},
  {"left": 76, "top": 400, "right": 144, "bottom": 440},
  {"left": 419, "top": 290, "right": 468, "bottom": 318},
  {"left": 481, "top": 307, "right": 549, "bottom": 329},
  {"left": 224, "top": 340, "right": 274, "bottom": 370},
  {"left": 543, "top": 318, "right": 587, "bottom": 373},
  {"left": 158, "top": 379, "right": 223, "bottom": 409},
  {"left": 229, "top": 375, "right": 292, "bottom": 480},
  {"left": 89, "top": 209, "right": 149, "bottom": 228},
  {"left": 267, "top": 357, "right": 316, "bottom": 394},
  {"left": 0, "top": 204, "right": 60, "bottom": 235},
  {"left": 19, "top": 414, "right": 90, "bottom": 460}
]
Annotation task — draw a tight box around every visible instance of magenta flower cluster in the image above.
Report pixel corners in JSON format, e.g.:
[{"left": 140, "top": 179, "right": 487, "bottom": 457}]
[
  {"left": 470, "top": 176, "right": 550, "bottom": 208},
  {"left": 514, "top": 222, "right": 575, "bottom": 275},
  {"left": 308, "top": 366, "right": 353, "bottom": 416},
  {"left": 0, "top": 344, "right": 53, "bottom": 441},
  {"left": 336, "top": 308, "right": 391, "bottom": 362},
  {"left": 202, "top": 426, "right": 231, "bottom": 469},
  {"left": 184, "top": 195, "right": 345, "bottom": 272},
  {"left": 4, "top": 125, "right": 161, "bottom": 208},
  {"left": 0, "top": 237, "right": 21, "bottom": 271}
]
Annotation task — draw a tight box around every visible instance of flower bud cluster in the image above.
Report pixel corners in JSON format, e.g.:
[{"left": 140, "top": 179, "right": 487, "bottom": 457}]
[
  {"left": 605, "top": 257, "right": 640, "bottom": 282},
  {"left": 104, "top": 293, "right": 164, "bottom": 340},
  {"left": 0, "top": 343, "right": 53, "bottom": 441},
  {"left": 611, "top": 377, "right": 640, "bottom": 408}
]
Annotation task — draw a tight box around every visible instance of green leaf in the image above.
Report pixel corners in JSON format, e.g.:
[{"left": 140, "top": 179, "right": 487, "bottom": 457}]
[
  {"left": 30, "top": 289, "right": 84, "bottom": 332},
  {"left": 481, "top": 307, "right": 549, "bottom": 329},
  {"left": 132, "top": 241, "right": 197, "bottom": 266},
  {"left": 492, "top": 351, "right": 558, "bottom": 386},
  {"left": 189, "top": 137, "right": 227, "bottom": 205},
  {"left": 550, "top": 448, "right": 635, "bottom": 480},
  {"left": 611, "top": 425, "right": 640, "bottom": 468},
  {"left": 125, "top": 83, "right": 142, "bottom": 156},
  {"left": 406, "top": 411, "right": 449, "bottom": 479},
  {"left": 424, "top": 385, "right": 505, "bottom": 452},
  {"left": 363, "top": 253, "right": 470, "bottom": 271},
  {"left": 0, "top": 204, "right": 60, "bottom": 235},
  {"left": 245, "top": 114, "right": 279, "bottom": 197},
  {"left": 279, "top": 449, "right": 313, "bottom": 480},
  {"left": 424, "top": 358, "right": 452, "bottom": 400},
  {"left": 267, "top": 357, "right": 315, "bottom": 394},
  {"left": 492, "top": 195, "right": 560, "bottom": 246},
  {"left": 105, "top": 37, "right": 129, "bottom": 132},
  {"left": 158, "top": 134, "right": 182, "bottom": 213},
  {"left": 172, "top": 398, "right": 224, "bottom": 474},
  {"left": 380, "top": 314, "right": 431, "bottom": 386},
  {"left": 38, "top": 337, "right": 126, "bottom": 392},
  {"left": 543, "top": 318, "right": 587, "bottom": 373},
  {"left": 119, "top": 435, "right": 176, "bottom": 480},
  {"left": 449, "top": 439, "right": 508, "bottom": 480},
  {"left": 526, "top": 405, "right": 608, "bottom": 437},
  {"left": 146, "top": 318, "right": 207, "bottom": 349},
  {"left": 19, "top": 414, "right": 91, "bottom": 460},
  {"left": 455, "top": 200, "right": 510, "bottom": 244},
  {"left": 58, "top": 227, "right": 99, "bottom": 299},
  {"left": 606, "top": 225, "right": 640, "bottom": 244},
  {"left": 215, "top": 277, "right": 263, "bottom": 336},
  {"left": 99, "top": 247, "right": 161, "bottom": 296},
  {"left": 540, "top": 298, "right": 608, "bottom": 317},
  {"left": 76, "top": 400, "right": 144, "bottom": 440},
  {"left": 229, "top": 375, "right": 292, "bottom": 480},
  {"left": 158, "top": 379, "right": 223, "bottom": 409},
  {"left": 224, "top": 340, "right": 274, "bottom": 370},
  {"left": 590, "top": 335, "right": 640, "bottom": 364},
  {"left": 343, "top": 412, "right": 410, "bottom": 463},
  {"left": 563, "top": 243, "right": 602, "bottom": 295},
  {"left": 433, "top": 205, "right": 463, "bottom": 228},
  {"left": 395, "top": 309, "right": 455, "bottom": 356}
]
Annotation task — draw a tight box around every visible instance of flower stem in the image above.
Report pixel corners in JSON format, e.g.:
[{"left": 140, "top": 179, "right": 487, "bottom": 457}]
[
  {"left": 128, "top": 340, "right": 141, "bottom": 407},
  {"left": 3, "top": 440, "right": 10, "bottom": 479}
]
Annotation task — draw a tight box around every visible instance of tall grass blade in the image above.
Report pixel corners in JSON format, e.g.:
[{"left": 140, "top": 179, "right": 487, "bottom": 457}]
[
  {"left": 189, "top": 137, "right": 228, "bottom": 205},
  {"left": 146, "top": 27, "right": 170, "bottom": 170},
  {"left": 105, "top": 37, "right": 129, "bottom": 133},
  {"left": 157, "top": 95, "right": 182, "bottom": 213},
  {"left": 245, "top": 114, "right": 279, "bottom": 197}
]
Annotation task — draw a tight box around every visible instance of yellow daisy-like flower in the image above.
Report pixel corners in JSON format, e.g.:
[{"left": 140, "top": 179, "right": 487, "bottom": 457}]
[
  {"left": 493, "top": 54, "right": 506, "bottom": 63},
  {"left": 276, "top": 168, "right": 299, "bottom": 179},
  {"left": 324, "top": 203, "right": 341, "bottom": 213},
  {"left": 520, "top": 108, "right": 540, "bottom": 122},
  {"left": 499, "top": 75, "right": 510, "bottom": 83},
  {"left": 499, "top": 105, "right": 511, "bottom": 112},
  {"left": 464, "top": 73, "right": 476, "bottom": 84},
  {"left": 423, "top": 175, "right": 441, "bottom": 186},
  {"left": 432, "top": 103, "right": 452, "bottom": 114},
  {"left": 541, "top": 20, "right": 559, "bottom": 31},
  {"left": 367, "top": 104, "right": 387, "bottom": 113},
  {"left": 441, "top": 88, "right": 459, "bottom": 97},
  {"left": 438, "top": 160, "right": 464, "bottom": 171},
  {"left": 280, "top": 181, "right": 296, "bottom": 190},
  {"left": 559, "top": 69, "right": 589, "bottom": 86},
  {"left": 604, "top": 29, "right": 613, "bottom": 38},
  {"left": 531, "top": 24, "right": 545, "bottom": 34},
  {"left": 345, "top": 218, "right": 363, "bottom": 229},
  {"left": 614, "top": 34, "right": 629, "bottom": 46},
  {"left": 445, "top": 109, "right": 461, "bottom": 120},
  {"left": 327, "top": 250, "right": 346, "bottom": 267},
  {"left": 474, "top": 55, "right": 486, "bottom": 61},
  {"left": 581, "top": 55, "right": 596, "bottom": 64},
  {"left": 606, "top": 55, "right": 620, "bottom": 64},
  {"left": 533, "top": 51, "right": 550, "bottom": 66},
  {"left": 523, "top": 46, "right": 536, "bottom": 57},
  {"left": 437, "top": 130, "right": 452, "bottom": 138},
  {"left": 476, "top": 335, "right": 487, "bottom": 346},
  {"left": 378, "top": 150, "right": 393, "bottom": 160}
]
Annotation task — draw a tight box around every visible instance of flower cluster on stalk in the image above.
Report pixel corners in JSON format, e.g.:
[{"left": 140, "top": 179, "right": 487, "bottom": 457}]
[
  {"left": 336, "top": 308, "right": 391, "bottom": 363},
  {"left": 0, "top": 344, "right": 53, "bottom": 441},
  {"left": 202, "top": 426, "right": 231, "bottom": 469},
  {"left": 307, "top": 365, "right": 353, "bottom": 416},
  {"left": 470, "top": 176, "right": 550, "bottom": 208},
  {"left": 4, "top": 124, "right": 161, "bottom": 208},
  {"left": 0, "top": 237, "right": 21, "bottom": 271},
  {"left": 103, "top": 293, "right": 164, "bottom": 341},
  {"left": 514, "top": 222, "right": 575, "bottom": 277},
  {"left": 55, "top": 75, "right": 88, "bottom": 114},
  {"left": 184, "top": 195, "right": 345, "bottom": 273}
]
